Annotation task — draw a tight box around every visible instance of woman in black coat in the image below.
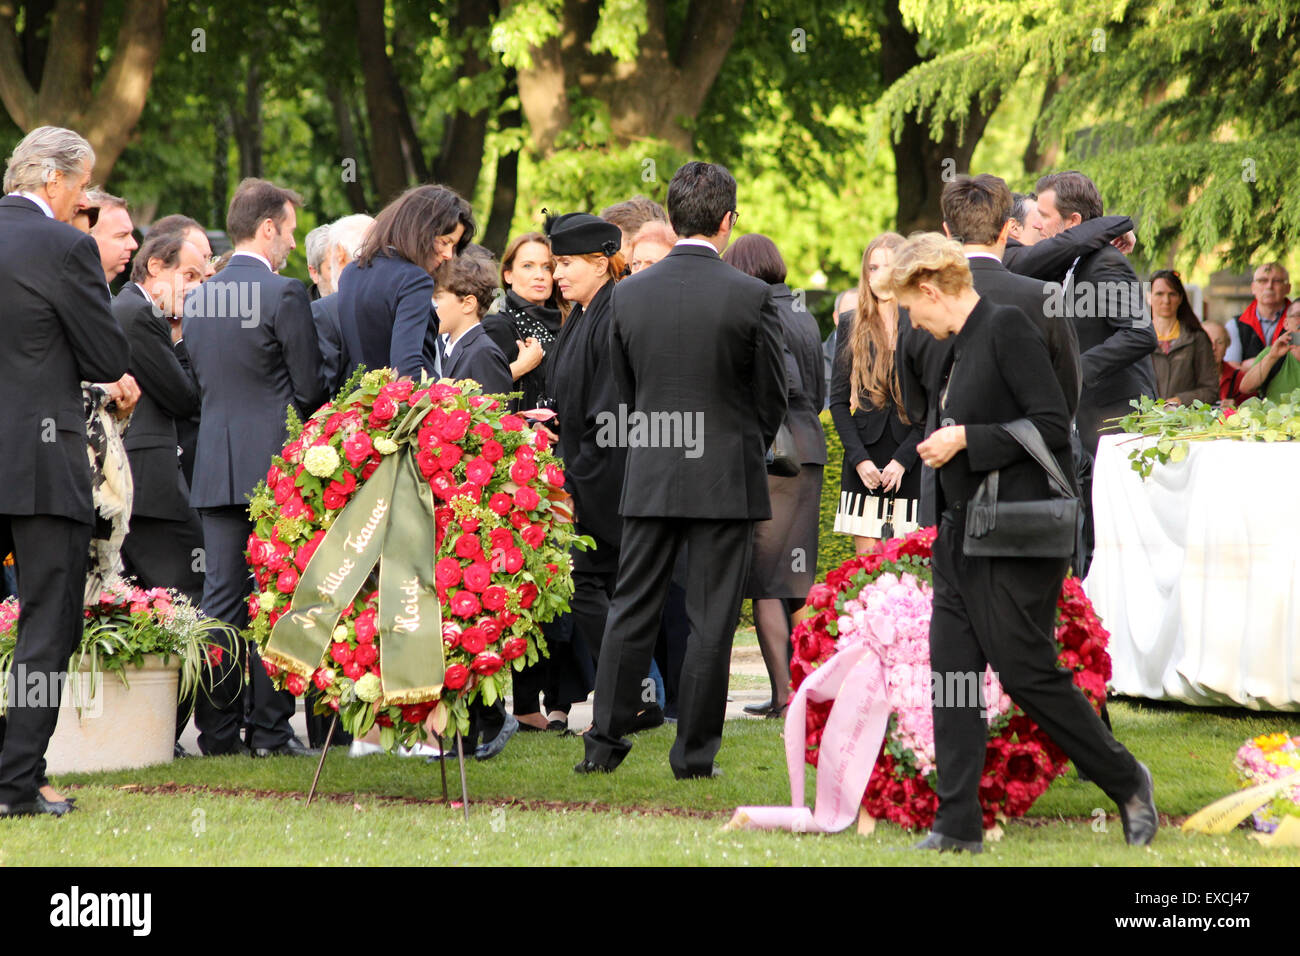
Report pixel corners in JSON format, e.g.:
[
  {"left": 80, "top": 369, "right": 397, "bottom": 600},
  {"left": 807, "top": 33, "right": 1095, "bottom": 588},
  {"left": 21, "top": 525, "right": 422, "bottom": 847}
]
[
  {"left": 723, "top": 234, "right": 826, "bottom": 718},
  {"left": 830, "top": 232, "right": 922, "bottom": 553},
  {"left": 892, "top": 233, "right": 1154, "bottom": 853},
  {"left": 481, "top": 232, "right": 560, "bottom": 412}
]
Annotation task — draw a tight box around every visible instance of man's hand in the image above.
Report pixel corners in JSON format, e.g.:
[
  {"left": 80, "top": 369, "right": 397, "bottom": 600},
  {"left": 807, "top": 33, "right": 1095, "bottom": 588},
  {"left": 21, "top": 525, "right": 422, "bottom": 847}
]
[
  {"left": 1111, "top": 230, "right": 1137, "bottom": 255},
  {"left": 102, "top": 373, "right": 141, "bottom": 416}
]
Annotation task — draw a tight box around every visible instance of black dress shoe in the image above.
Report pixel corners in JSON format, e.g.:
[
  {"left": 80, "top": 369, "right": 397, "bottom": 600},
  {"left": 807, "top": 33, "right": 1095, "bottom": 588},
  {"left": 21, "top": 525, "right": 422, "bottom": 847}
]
[
  {"left": 573, "top": 759, "right": 613, "bottom": 775},
  {"left": 36, "top": 793, "right": 76, "bottom": 817},
  {"left": 742, "top": 699, "right": 775, "bottom": 716},
  {"left": 251, "top": 737, "right": 319, "bottom": 758},
  {"left": 673, "top": 764, "right": 722, "bottom": 780},
  {"left": 1119, "top": 761, "right": 1158, "bottom": 846},
  {"left": 627, "top": 704, "right": 665, "bottom": 733},
  {"left": 546, "top": 719, "right": 569, "bottom": 733},
  {"left": 0, "top": 801, "right": 38, "bottom": 819},
  {"left": 913, "top": 831, "right": 983, "bottom": 854}
]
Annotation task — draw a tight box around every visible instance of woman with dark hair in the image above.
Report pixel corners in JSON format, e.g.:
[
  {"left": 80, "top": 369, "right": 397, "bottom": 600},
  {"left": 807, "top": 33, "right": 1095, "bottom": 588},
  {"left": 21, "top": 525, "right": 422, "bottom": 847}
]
[
  {"left": 481, "top": 232, "right": 558, "bottom": 412},
  {"left": 723, "top": 233, "right": 825, "bottom": 719},
  {"left": 544, "top": 212, "right": 648, "bottom": 726},
  {"left": 337, "top": 184, "right": 474, "bottom": 380},
  {"left": 1148, "top": 269, "right": 1217, "bottom": 405},
  {"left": 830, "top": 232, "right": 921, "bottom": 554},
  {"left": 891, "top": 232, "right": 1154, "bottom": 853}
]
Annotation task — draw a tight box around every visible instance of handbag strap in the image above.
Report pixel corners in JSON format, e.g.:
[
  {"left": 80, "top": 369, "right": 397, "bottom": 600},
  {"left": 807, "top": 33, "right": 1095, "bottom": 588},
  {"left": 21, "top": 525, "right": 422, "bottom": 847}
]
[{"left": 999, "top": 418, "right": 1075, "bottom": 499}]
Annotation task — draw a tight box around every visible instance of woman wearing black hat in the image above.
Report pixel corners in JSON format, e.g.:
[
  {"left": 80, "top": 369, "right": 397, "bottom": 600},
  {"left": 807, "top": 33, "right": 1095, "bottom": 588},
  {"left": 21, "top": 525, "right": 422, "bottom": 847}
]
[{"left": 544, "top": 212, "right": 628, "bottom": 678}]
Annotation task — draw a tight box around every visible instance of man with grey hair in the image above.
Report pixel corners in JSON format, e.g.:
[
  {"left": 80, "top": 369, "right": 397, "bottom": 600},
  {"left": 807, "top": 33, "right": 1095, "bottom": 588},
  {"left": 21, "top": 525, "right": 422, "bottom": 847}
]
[
  {"left": 0, "top": 126, "right": 132, "bottom": 818},
  {"left": 305, "top": 224, "right": 331, "bottom": 300},
  {"left": 311, "top": 213, "right": 374, "bottom": 397}
]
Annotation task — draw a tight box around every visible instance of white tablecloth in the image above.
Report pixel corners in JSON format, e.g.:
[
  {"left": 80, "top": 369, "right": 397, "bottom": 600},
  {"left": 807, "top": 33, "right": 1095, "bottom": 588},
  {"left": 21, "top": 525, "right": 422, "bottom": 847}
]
[{"left": 1084, "top": 434, "right": 1300, "bottom": 710}]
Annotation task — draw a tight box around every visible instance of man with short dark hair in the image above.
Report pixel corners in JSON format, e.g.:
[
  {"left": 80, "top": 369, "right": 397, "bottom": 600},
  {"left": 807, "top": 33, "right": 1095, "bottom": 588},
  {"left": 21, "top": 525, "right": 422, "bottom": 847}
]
[
  {"left": 577, "top": 161, "right": 787, "bottom": 779},
  {"left": 0, "top": 126, "right": 131, "bottom": 818},
  {"left": 150, "top": 214, "right": 215, "bottom": 279},
  {"left": 1033, "top": 170, "right": 1156, "bottom": 455},
  {"left": 183, "top": 177, "right": 324, "bottom": 758},
  {"left": 600, "top": 195, "right": 669, "bottom": 257}
]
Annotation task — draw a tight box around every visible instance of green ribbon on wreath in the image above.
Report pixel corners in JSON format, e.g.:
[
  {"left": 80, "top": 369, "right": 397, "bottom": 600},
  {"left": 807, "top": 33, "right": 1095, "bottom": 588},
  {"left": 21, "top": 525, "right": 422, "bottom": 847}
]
[{"left": 262, "top": 399, "right": 444, "bottom": 706}]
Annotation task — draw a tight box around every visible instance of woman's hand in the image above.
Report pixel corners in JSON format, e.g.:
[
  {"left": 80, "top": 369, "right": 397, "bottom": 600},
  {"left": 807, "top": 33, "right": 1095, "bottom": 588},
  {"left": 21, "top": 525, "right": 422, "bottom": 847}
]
[
  {"left": 511, "top": 337, "right": 545, "bottom": 380},
  {"left": 917, "top": 425, "right": 967, "bottom": 469},
  {"left": 854, "top": 459, "right": 883, "bottom": 491},
  {"left": 879, "top": 459, "right": 906, "bottom": 493}
]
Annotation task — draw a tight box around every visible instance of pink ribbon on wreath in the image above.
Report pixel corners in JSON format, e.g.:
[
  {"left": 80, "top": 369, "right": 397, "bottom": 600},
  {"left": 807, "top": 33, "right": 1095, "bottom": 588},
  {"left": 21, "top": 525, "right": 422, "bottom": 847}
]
[{"left": 731, "top": 637, "right": 892, "bottom": 833}]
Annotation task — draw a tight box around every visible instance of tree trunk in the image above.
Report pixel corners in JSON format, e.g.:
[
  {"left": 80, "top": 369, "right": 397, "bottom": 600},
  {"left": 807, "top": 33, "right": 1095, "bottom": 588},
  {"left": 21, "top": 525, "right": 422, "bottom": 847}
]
[
  {"left": 482, "top": 81, "right": 521, "bottom": 256},
  {"left": 327, "top": 77, "right": 370, "bottom": 213},
  {"left": 881, "top": 0, "right": 998, "bottom": 234},
  {"left": 434, "top": 0, "right": 494, "bottom": 201},
  {"left": 229, "top": 62, "right": 264, "bottom": 181},
  {"left": 355, "top": 0, "right": 417, "bottom": 203},
  {"left": 1022, "top": 76, "right": 1065, "bottom": 176},
  {"left": 212, "top": 111, "right": 230, "bottom": 230}
]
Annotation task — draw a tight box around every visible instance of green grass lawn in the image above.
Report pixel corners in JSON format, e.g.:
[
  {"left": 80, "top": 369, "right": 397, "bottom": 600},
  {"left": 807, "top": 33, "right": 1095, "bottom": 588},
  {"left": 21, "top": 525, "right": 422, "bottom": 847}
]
[{"left": 2, "top": 699, "right": 1296, "bottom": 866}]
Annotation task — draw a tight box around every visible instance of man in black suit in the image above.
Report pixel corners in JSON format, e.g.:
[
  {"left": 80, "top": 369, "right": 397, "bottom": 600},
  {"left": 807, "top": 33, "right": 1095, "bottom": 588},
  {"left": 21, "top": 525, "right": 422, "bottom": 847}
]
[
  {"left": 184, "top": 178, "right": 326, "bottom": 757},
  {"left": 578, "top": 162, "right": 787, "bottom": 779},
  {"left": 1033, "top": 171, "right": 1156, "bottom": 455},
  {"left": 0, "top": 127, "right": 132, "bottom": 818}
]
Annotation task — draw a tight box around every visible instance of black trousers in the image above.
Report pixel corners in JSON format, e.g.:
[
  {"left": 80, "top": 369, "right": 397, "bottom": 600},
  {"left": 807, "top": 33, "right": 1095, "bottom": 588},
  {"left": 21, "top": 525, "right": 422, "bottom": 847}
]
[
  {"left": 584, "top": 516, "right": 753, "bottom": 777},
  {"left": 929, "top": 516, "right": 1140, "bottom": 841},
  {"left": 0, "top": 514, "right": 91, "bottom": 805},
  {"left": 121, "top": 511, "right": 206, "bottom": 742},
  {"left": 195, "top": 506, "right": 294, "bottom": 753},
  {"left": 654, "top": 579, "right": 689, "bottom": 719},
  {"left": 570, "top": 567, "right": 617, "bottom": 668},
  {"left": 512, "top": 612, "right": 591, "bottom": 716}
]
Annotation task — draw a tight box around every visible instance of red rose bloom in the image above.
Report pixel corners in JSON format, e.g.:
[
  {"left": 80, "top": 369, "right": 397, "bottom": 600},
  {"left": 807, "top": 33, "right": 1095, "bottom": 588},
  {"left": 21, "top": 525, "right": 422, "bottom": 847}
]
[
  {"left": 276, "top": 568, "right": 300, "bottom": 593},
  {"left": 330, "top": 642, "right": 353, "bottom": 665},
  {"left": 266, "top": 465, "right": 283, "bottom": 489},
  {"left": 502, "top": 637, "right": 528, "bottom": 661},
  {"left": 488, "top": 492, "right": 513, "bottom": 515},
  {"left": 544, "top": 463, "right": 565, "bottom": 488},
  {"left": 510, "top": 459, "right": 538, "bottom": 484},
  {"left": 460, "top": 626, "right": 488, "bottom": 655},
  {"left": 354, "top": 643, "right": 378, "bottom": 667},
  {"left": 439, "top": 409, "right": 472, "bottom": 442},
  {"left": 285, "top": 673, "right": 307, "bottom": 696},
  {"left": 294, "top": 530, "right": 327, "bottom": 571},
  {"left": 504, "top": 548, "right": 524, "bottom": 573},
  {"left": 343, "top": 661, "right": 364, "bottom": 680},
  {"left": 443, "top": 664, "right": 469, "bottom": 690},
  {"left": 518, "top": 581, "right": 539, "bottom": 609},
  {"left": 488, "top": 527, "right": 515, "bottom": 553},
  {"left": 479, "top": 616, "right": 504, "bottom": 642},
  {"left": 312, "top": 667, "right": 334, "bottom": 691},
  {"left": 343, "top": 431, "right": 373, "bottom": 467},
  {"left": 466, "top": 457, "right": 495, "bottom": 486},
  {"left": 520, "top": 523, "right": 545, "bottom": 548},
  {"left": 453, "top": 533, "right": 482, "bottom": 560},
  {"left": 263, "top": 659, "right": 281, "bottom": 678},
  {"left": 354, "top": 608, "right": 378, "bottom": 644},
  {"left": 514, "top": 486, "right": 541, "bottom": 511},
  {"left": 471, "top": 652, "right": 504, "bottom": 675},
  {"left": 481, "top": 585, "right": 508, "bottom": 611},
  {"left": 482, "top": 439, "right": 504, "bottom": 462},
  {"left": 451, "top": 590, "right": 481, "bottom": 618},
  {"left": 417, "top": 449, "right": 440, "bottom": 478},
  {"left": 807, "top": 583, "right": 835, "bottom": 609},
  {"left": 369, "top": 394, "right": 398, "bottom": 426},
  {"left": 323, "top": 470, "right": 358, "bottom": 510},
  {"left": 361, "top": 460, "right": 380, "bottom": 481},
  {"left": 507, "top": 509, "right": 530, "bottom": 529},
  {"left": 380, "top": 380, "right": 414, "bottom": 403},
  {"left": 429, "top": 472, "right": 455, "bottom": 500},
  {"left": 471, "top": 422, "right": 494, "bottom": 440},
  {"left": 500, "top": 414, "right": 525, "bottom": 432},
  {"left": 462, "top": 562, "right": 491, "bottom": 592},
  {"left": 435, "top": 557, "right": 462, "bottom": 588}
]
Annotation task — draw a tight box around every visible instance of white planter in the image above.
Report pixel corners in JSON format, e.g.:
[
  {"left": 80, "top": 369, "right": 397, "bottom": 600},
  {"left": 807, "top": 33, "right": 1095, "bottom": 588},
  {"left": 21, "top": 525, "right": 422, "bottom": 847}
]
[{"left": 43, "top": 654, "right": 179, "bottom": 774}]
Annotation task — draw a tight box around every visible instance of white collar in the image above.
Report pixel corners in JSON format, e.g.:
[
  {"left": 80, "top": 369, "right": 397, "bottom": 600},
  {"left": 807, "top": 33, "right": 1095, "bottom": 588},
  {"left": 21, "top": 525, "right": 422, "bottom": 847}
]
[
  {"left": 966, "top": 251, "right": 1002, "bottom": 262},
  {"left": 8, "top": 191, "right": 54, "bottom": 218},
  {"left": 230, "top": 250, "right": 273, "bottom": 271},
  {"left": 675, "top": 238, "right": 719, "bottom": 252}
]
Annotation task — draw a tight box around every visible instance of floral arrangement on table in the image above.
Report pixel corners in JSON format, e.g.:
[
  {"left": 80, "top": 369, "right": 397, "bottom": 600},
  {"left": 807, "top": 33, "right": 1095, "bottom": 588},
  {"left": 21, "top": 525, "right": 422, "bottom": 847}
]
[
  {"left": 0, "top": 577, "right": 224, "bottom": 714},
  {"left": 791, "top": 528, "right": 1113, "bottom": 831},
  {"left": 1234, "top": 733, "right": 1300, "bottom": 833},
  {"left": 244, "top": 367, "right": 586, "bottom": 750},
  {"left": 1117, "top": 390, "right": 1300, "bottom": 478}
]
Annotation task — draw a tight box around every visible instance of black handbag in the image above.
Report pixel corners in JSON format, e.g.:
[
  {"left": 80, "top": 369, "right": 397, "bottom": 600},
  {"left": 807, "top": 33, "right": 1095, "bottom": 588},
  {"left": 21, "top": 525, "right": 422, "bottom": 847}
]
[
  {"left": 765, "top": 421, "right": 801, "bottom": 477},
  {"left": 963, "top": 418, "right": 1080, "bottom": 559}
]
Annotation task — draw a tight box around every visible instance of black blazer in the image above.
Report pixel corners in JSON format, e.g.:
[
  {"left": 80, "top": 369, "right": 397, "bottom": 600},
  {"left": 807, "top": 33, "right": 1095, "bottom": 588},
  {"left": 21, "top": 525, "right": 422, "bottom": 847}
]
[
  {"left": 481, "top": 289, "right": 562, "bottom": 411},
  {"left": 932, "top": 299, "right": 1072, "bottom": 514},
  {"left": 1002, "top": 215, "right": 1134, "bottom": 279},
  {"left": 967, "top": 256, "right": 1082, "bottom": 419},
  {"left": 770, "top": 283, "right": 827, "bottom": 465},
  {"left": 1064, "top": 244, "right": 1157, "bottom": 408},
  {"left": 183, "top": 253, "right": 325, "bottom": 508},
  {"left": 0, "top": 195, "right": 130, "bottom": 522},
  {"left": 113, "top": 284, "right": 200, "bottom": 521},
  {"left": 547, "top": 279, "right": 626, "bottom": 570},
  {"left": 311, "top": 292, "right": 345, "bottom": 399},
  {"left": 829, "top": 308, "right": 922, "bottom": 472},
  {"left": 609, "top": 244, "right": 787, "bottom": 520},
  {"left": 444, "top": 323, "right": 512, "bottom": 395},
  {"left": 337, "top": 253, "right": 440, "bottom": 380}
]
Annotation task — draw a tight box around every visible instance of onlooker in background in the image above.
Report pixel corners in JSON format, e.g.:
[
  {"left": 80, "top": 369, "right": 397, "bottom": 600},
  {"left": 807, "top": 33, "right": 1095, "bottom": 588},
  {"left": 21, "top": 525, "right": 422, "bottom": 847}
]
[
  {"left": 337, "top": 185, "right": 473, "bottom": 381},
  {"left": 184, "top": 177, "right": 325, "bottom": 758},
  {"left": 481, "top": 232, "right": 555, "bottom": 410},
  {"left": 311, "top": 213, "right": 374, "bottom": 398},
  {"left": 0, "top": 125, "right": 131, "bottom": 818},
  {"left": 822, "top": 287, "right": 857, "bottom": 408},
  {"left": 628, "top": 220, "right": 676, "bottom": 273},
  {"left": 1225, "top": 263, "right": 1291, "bottom": 363},
  {"left": 1033, "top": 170, "right": 1156, "bottom": 455},
  {"left": 1237, "top": 300, "right": 1300, "bottom": 401},
  {"left": 724, "top": 234, "right": 825, "bottom": 721},
  {"left": 304, "top": 224, "right": 331, "bottom": 300},
  {"left": 1148, "top": 270, "right": 1218, "bottom": 406},
  {"left": 600, "top": 195, "right": 669, "bottom": 259},
  {"left": 1202, "top": 320, "right": 1247, "bottom": 404},
  {"left": 87, "top": 190, "right": 138, "bottom": 284},
  {"left": 830, "top": 232, "right": 921, "bottom": 554}
]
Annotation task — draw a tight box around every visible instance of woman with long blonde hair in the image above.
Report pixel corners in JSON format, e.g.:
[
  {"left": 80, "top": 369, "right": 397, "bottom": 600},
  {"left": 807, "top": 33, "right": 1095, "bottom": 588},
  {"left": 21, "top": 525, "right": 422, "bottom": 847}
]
[{"left": 829, "top": 232, "right": 923, "bottom": 553}]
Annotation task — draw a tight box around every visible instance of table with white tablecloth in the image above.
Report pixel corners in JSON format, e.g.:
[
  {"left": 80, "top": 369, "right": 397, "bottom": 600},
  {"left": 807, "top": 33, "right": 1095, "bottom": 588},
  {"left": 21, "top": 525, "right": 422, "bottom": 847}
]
[{"left": 1083, "top": 434, "right": 1300, "bottom": 710}]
